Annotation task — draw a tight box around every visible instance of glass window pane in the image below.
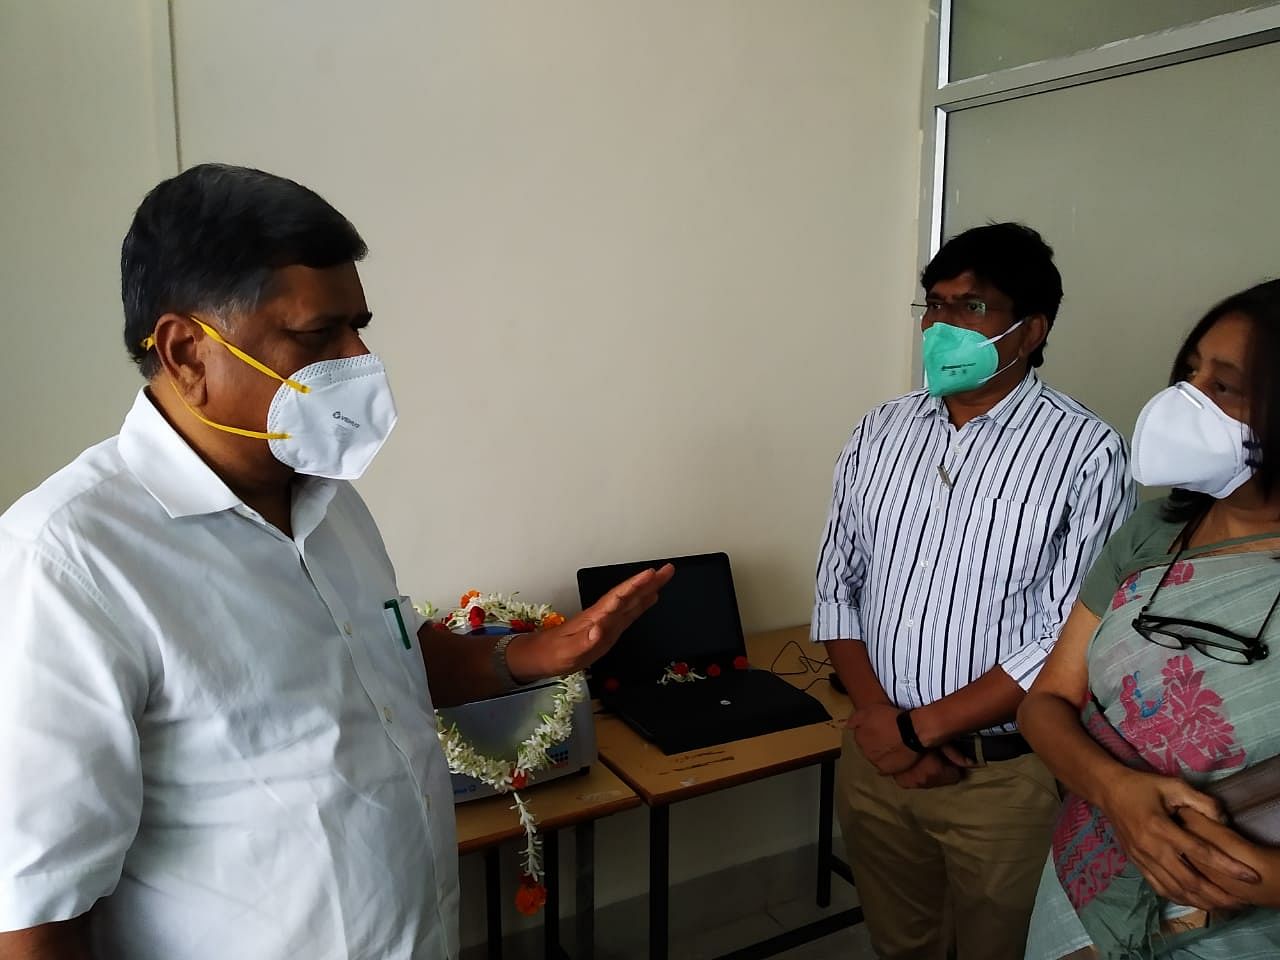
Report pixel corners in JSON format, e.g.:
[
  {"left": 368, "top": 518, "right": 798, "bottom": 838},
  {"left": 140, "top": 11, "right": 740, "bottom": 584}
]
[
  {"left": 941, "top": 44, "right": 1280, "bottom": 453},
  {"left": 949, "top": 0, "right": 1263, "bottom": 81}
]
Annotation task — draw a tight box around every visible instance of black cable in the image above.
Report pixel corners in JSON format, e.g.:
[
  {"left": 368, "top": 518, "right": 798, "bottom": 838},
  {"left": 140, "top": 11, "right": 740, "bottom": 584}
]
[{"left": 769, "top": 639, "right": 831, "bottom": 690}]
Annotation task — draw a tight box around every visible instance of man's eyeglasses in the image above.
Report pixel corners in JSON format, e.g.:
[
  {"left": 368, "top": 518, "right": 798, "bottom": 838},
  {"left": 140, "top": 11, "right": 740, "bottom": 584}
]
[
  {"left": 910, "top": 299, "right": 1009, "bottom": 325},
  {"left": 1132, "top": 524, "right": 1277, "bottom": 665}
]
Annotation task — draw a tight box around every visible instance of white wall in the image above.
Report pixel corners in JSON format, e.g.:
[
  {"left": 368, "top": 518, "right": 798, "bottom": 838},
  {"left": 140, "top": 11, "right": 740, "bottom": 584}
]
[
  {"left": 2, "top": 0, "right": 928, "bottom": 943},
  {"left": 0, "top": 0, "right": 176, "bottom": 508},
  {"left": 170, "top": 0, "right": 927, "bottom": 633}
]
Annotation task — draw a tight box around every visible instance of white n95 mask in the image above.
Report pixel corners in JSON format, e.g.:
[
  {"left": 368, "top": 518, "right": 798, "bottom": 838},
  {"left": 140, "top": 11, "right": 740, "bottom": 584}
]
[
  {"left": 143, "top": 316, "right": 398, "bottom": 480},
  {"left": 266, "top": 354, "right": 398, "bottom": 480},
  {"left": 1131, "top": 381, "right": 1258, "bottom": 498}
]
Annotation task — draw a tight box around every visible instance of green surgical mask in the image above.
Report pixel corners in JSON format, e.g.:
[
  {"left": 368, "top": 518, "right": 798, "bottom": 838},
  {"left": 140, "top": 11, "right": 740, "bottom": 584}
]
[{"left": 921, "top": 320, "right": 1023, "bottom": 398}]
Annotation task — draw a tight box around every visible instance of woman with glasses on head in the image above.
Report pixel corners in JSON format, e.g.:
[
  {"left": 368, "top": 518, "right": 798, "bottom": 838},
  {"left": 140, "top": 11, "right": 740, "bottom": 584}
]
[{"left": 1020, "top": 278, "right": 1280, "bottom": 960}]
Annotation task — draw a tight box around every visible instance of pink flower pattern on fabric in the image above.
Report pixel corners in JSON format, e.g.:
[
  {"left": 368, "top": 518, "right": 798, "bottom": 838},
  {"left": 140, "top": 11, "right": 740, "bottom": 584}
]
[
  {"left": 1111, "top": 561, "right": 1196, "bottom": 611},
  {"left": 1161, "top": 561, "right": 1195, "bottom": 587},
  {"left": 1054, "top": 649, "right": 1246, "bottom": 909},
  {"left": 1117, "top": 656, "right": 1246, "bottom": 775},
  {"left": 1112, "top": 572, "right": 1141, "bottom": 610}
]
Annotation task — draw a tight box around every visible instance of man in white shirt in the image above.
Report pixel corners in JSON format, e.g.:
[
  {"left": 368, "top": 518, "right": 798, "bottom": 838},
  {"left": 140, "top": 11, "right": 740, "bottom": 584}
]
[
  {"left": 0, "top": 163, "right": 672, "bottom": 960},
  {"left": 812, "top": 223, "right": 1135, "bottom": 959}
]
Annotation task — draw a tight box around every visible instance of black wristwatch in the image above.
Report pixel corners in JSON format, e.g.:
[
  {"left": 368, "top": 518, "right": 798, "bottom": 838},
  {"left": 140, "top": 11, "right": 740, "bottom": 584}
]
[{"left": 896, "top": 709, "right": 927, "bottom": 754}]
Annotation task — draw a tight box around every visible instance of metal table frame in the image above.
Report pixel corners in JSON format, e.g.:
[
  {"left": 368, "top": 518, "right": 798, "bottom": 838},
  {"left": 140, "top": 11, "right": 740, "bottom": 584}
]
[{"left": 645, "top": 757, "right": 861, "bottom": 960}]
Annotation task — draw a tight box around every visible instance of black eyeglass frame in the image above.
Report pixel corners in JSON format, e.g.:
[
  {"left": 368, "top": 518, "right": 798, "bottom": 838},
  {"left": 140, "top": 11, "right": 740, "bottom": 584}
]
[{"left": 1130, "top": 512, "right": 1278, "bottom": 666}]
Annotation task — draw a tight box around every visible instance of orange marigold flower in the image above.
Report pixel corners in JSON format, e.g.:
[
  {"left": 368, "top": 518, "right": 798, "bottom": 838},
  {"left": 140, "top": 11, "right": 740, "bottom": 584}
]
[
  {"left": 460, "top": 590, "right": 481, "bottom": 607},
  {"left": 541, "top": 612, "right": 566, "bottom": 628},
  {"left": 515, "top": 876, "right": 547, "bottom": 916}
]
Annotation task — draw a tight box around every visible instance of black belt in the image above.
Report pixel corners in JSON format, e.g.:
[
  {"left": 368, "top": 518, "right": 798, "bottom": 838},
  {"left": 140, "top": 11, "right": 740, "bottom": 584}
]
[{"left": 951, "top": 732, "right": 1034, "bottom": 764}]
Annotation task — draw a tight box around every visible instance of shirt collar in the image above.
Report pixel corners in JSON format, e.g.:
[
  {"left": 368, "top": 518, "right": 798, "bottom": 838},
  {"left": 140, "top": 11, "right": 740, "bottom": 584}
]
[
  {"left": 117, "top": 388, "right": 246, "bottom": 519},
  {"left": 914, "top": 371, "right": 1044, "bottom": 430}
]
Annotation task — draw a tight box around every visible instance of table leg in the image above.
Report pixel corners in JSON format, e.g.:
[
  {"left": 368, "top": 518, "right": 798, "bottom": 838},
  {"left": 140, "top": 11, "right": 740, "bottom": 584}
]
[
  {"left": 544, "top": 829, "right": 561, "bottom": 960},
  {"left": 649, "top": 804, "right": 670, "bottom": 960},
  {"left": 485, "top": 847, "right": 503, "bottom": 960},
  {"left": 817, "top": 758, "right": 834, "bottom": 909},
  {"left": 575, "top": 821, "right": 595, "bottom": 958}
]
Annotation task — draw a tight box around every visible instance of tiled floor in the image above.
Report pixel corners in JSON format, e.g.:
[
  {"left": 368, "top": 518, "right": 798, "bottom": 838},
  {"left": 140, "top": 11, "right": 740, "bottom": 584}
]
[
  {"left": 596, "top": 884, "right": 875, "bottom": 960},
  {"left": 481, "top": 874, "right": 875, "bottom": 959}
]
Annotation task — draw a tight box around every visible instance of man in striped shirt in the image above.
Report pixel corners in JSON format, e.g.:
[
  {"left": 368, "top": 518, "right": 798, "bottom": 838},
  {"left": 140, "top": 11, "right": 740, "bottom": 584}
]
[{"left": 812, "top": 223, "right": 1134, "bottom": 960}]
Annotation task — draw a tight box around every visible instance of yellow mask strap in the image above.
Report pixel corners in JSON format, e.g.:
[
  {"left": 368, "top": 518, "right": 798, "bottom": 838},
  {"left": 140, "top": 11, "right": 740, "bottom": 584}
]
[
  {"left": 140, "top": 317, "right": 311, "bottom": 394},
  {"left": 162, "top": 378, "right": 290, "bottom": 441}
]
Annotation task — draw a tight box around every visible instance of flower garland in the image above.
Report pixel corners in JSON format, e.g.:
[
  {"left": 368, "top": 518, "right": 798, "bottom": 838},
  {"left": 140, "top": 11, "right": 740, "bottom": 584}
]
[
  {"left": 443, "top": 589, "right": 566, "bottom": 634},
  {"left": 426, "top": 590, "right": 579, "bottom": 915},
  {"left": 601, "top": 655, "right": 752, "bottom": 691},
  {"left": 658, "top": 660, "right": 705, "bottom": 684}
]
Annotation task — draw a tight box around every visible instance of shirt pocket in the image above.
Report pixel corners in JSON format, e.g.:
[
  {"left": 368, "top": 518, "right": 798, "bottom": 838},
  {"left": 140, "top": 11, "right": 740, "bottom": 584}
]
[
  {"left": 976, "top": 496, "right": 1059, "bottom": 592},
  {"left": 388, "top": 596, "right": 436, "bottom": 713},
  {"left": 362, "top": 595, "right": 436, "bottom": 726}
]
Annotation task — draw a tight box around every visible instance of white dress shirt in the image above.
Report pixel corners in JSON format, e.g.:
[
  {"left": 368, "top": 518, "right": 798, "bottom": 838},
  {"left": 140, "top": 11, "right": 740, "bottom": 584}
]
[
  {"left": 812, "top": 373, "right": 1135, "bottom": 732},
  {"left": 0, "top": 390, "right": 459, "bottom": 959}
]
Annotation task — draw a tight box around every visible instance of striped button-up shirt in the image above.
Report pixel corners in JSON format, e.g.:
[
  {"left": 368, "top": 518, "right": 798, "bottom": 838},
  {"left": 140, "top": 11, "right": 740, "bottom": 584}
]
[{"left": 811, "top": 373, "right": 1135, "bottom": 732}]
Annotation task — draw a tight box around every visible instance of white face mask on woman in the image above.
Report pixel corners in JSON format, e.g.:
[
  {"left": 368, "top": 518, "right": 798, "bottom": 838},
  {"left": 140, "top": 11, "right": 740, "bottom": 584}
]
[{"left": 1130, "top": 381, "right": 1259, "bottom": 498}]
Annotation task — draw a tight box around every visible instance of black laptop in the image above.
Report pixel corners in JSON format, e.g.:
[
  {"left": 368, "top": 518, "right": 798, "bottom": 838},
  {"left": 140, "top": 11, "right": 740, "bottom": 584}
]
[{"left": 577, "top": 552, "right": 830, "bottom": 755}]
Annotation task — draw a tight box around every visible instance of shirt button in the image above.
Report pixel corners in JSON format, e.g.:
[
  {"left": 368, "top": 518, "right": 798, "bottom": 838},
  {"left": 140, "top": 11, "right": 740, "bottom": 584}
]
[
  {"left": 906, "top": 619, "right": 915, "bottom": 628},
  {"left": 920, "top": 560, "right": 930, "bottom": 569},
  {"left": 343, "top": 622, "right": 353, "bottom": 636},
  {"left": 383, "top": 706, "right": 394, "bottom": 723}
]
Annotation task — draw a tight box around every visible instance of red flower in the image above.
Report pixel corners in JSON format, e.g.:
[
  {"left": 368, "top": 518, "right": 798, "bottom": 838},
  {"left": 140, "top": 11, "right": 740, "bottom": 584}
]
[
  {"left": 673, "top": 662, "right": 689, "bottom": 676},
  {"left": 706, "top": 663, "right": 721, "bottom": 677},
  {"left": 733, "top": 655, "right": 749, "bottom": 671},
  {"left": 510, "top": 619, "right": 533, "bottom": 633},
  {"left": 432, "top": 620, "right": 451, "bottom": 632},
  {"left": 515, "top": 875, "right": 547, "bottom": 915},
  {"left": 468, "top": 606, "right": 486, "bottom": 629},
  {"left": 511, "top": 770, "right": 528, "bottom": 790},
  {"left": 603, "top": 677, "right": 620, "bottom": 693}
]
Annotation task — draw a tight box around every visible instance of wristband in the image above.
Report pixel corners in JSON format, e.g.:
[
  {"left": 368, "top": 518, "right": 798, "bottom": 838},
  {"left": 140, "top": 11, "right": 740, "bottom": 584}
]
[
  {"left": 492, "top": 634, "right": 525, "bottom": 690},
  {"left": 896, "top": 708, "right": 927, "bottom": 754}
]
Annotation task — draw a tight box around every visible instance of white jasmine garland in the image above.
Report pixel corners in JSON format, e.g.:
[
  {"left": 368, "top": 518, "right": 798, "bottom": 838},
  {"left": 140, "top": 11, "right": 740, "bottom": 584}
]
[
  {"left": 435, "top": 670, "right": 586, "bottom": 881},
  {"left": 441, "top": 591, "right": 556, "bottom": 632},
  {"left": 658, "top": 661, "right": 705, "bottom": 684}
]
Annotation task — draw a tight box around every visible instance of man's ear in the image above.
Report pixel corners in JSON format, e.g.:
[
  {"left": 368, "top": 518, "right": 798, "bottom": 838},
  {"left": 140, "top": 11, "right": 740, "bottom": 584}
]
[
  {"left": 1020, "top": 314, "right": 1049, "bottom": 361},
  {"left": 150, "top": 313, "right": 208, "bottom": 405}
]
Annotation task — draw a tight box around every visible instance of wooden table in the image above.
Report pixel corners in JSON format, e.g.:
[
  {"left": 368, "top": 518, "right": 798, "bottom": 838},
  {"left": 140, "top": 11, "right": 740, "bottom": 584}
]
[
  {"left": 596, "top": 625, "right": 861, "bottom": 960},
  {"left": 455, "top": 762, "right": 641, "bottom": 959}
]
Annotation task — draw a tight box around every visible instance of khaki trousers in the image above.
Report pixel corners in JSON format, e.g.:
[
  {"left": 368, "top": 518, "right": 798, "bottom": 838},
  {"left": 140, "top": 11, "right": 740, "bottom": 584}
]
[{"left": 837, "top": 728, "right": 1060, "bottom": 960}]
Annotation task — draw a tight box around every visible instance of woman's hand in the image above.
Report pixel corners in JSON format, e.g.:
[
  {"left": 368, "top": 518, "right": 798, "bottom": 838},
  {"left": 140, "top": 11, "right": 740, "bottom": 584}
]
[
  {"left": 1098, "top": 769, "right": 1259, "bottom": 910},
  {"left": 1182, "top": 808, "right": 1280, "bottom": 909}
]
